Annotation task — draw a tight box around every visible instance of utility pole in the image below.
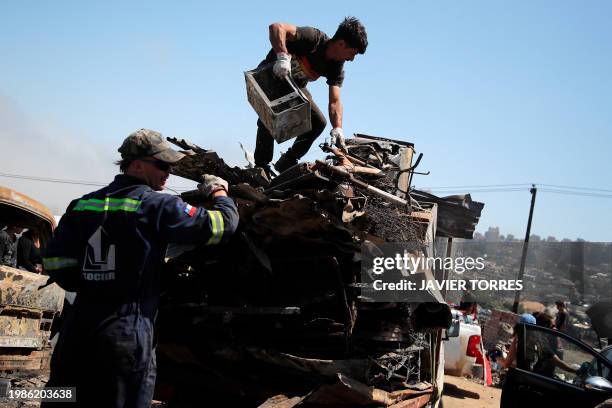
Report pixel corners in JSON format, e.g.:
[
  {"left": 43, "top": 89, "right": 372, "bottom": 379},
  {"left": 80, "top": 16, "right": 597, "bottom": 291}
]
[{"left": 512, "top": 185, "right": 537, "bottom": 313}]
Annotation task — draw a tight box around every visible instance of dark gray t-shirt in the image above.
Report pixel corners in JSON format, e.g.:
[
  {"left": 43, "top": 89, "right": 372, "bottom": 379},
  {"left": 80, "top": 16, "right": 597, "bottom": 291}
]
[
  {"left": 0, "top": 230, "right": 18, "bottom": 267},
  {"left": 263, "top": 26, "right": 345, "bottom": 88}
]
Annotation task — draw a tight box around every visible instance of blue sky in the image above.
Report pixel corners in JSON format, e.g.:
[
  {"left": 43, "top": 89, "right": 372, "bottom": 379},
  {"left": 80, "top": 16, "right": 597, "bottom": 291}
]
[{"left": 1, "top": 1, "right": 610, "bottom": 241}]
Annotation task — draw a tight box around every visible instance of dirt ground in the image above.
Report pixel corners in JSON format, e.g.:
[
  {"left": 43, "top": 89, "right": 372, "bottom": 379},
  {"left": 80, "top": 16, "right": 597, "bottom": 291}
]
[
  {"left": 442, "top": 374, "right": 501, "bottom": 408},
  {"left": 2, "top": 371, "right": 500, "bottom": 408},
  {"left": 0, "top": 370, "right": 48, "bottom": 408}
]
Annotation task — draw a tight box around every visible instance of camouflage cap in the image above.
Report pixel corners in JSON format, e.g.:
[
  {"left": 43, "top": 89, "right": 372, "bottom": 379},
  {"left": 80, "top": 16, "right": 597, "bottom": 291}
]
[{"left": 118, "top": 129, "right": 185, "bottom": 163}]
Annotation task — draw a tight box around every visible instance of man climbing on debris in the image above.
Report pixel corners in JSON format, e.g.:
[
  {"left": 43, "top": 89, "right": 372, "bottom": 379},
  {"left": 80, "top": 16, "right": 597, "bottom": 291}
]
[
  {"left": 254, "top": 17, "right": 368, "bottom": 174},
  {"left": 41, "top": 129, "right": 239, "bottom": 408}
]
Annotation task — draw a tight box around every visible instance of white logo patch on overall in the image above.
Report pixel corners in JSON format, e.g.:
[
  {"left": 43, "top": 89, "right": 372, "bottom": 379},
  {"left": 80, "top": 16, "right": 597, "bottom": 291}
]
[{"left": 82, "top": 226, "right": 116, "bottom": 281}]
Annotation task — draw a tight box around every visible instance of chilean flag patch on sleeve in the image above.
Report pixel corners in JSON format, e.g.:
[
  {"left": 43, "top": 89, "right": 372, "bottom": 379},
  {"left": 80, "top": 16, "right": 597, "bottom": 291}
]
[{"left": 184, "top": 204, "right": 197, "bottom": 217}]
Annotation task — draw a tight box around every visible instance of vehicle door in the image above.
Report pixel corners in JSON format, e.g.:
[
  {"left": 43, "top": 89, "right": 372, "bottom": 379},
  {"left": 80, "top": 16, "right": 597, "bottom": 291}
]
[{"left": 501, "top": 323, "right": 612, "bottom": 408}]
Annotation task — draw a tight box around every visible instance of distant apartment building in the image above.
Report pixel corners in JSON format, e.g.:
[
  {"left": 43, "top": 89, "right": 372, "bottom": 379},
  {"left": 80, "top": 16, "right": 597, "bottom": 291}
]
[{"left": 484, "top": 226, "right": 500, "bottom": 242}]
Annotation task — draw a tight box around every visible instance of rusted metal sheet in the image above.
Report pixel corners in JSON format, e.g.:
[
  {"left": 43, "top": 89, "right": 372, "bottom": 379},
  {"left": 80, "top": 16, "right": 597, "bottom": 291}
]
[
  {"left": 411, "top": 190, "right": 484, "bottom": 239},
  {"left": 257, "top": 395, "right": 304, "bottom": 408},
  {"left": 0, "top": 266, "right": 64, "bottom": 312},
  {"left": 0, "top": 266, "right": 64, "bottom": 352},
  {"left": 166, "top": 138, "right": 272, "bottom": 188},
  {"left": 388, "top": 394, "right": 432, "bottom": 408},
  {"left": 0, "top": 349, "right": 51, "bottom": 370},
  {"left": 302, "top": 373, "right": 432, "bottom": 406},
  {"left": 0, "top": 320, "right": 42, "bottom": 348},
  {"left": 257, "top": 390, "right": 430, "bottom": 408}
]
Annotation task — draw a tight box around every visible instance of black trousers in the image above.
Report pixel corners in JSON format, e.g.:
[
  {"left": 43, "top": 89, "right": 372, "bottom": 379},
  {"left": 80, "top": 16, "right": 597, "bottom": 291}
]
[
  {"left": 254, "top": 86, "right": 327, "bottom": 166},
  {"left": 43, "top": 309, "right": 156, "bottom": 408}
]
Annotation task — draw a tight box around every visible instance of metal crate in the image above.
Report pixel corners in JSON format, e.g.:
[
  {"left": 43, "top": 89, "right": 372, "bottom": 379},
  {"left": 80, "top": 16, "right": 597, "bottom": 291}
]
[{"left": 245, "top": 64, "right": 311, "bottom": 143}]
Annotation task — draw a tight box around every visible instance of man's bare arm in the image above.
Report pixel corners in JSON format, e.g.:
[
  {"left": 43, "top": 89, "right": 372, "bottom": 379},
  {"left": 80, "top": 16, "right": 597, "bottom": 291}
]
[
  {"left": 552, "top": 355, "right": 579, "bottom": 373},
  {"left": 328, "top": 85, "right": 343, "bottom": 129},
  {"left": 499, "top": 337, "right": 517, "bottom": 369},
  {"left": 269, "top": 23, "right": 297, "bottom": 54}
]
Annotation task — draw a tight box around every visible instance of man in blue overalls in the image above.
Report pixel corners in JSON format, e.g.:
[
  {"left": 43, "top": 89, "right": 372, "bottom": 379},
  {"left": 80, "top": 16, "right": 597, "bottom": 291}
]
[{"left": 42, "top": 129, "right": 239, "bottom": 407}]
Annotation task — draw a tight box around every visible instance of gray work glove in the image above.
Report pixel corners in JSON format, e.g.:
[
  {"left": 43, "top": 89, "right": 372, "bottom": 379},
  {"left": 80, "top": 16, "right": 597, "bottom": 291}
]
[
  {"left": 198, "top": 174, "right": 229, "bottom": 198},
  {"left": 273, "top": 52, "right": 291, "bottom": 78},
  {"left": 329, "top": 128, "right": 346, "bottom": 150}
]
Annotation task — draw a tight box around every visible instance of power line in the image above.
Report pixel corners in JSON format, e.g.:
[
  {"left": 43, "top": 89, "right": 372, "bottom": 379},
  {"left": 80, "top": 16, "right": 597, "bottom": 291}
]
[
  {"left": 0, "top": 172, "right": 106, "bottom": 187},
  {"left": 428, "top": 188, "right": 528, "bottom": 194},
  {"left": 2, "top": 171, "right": 611, "bottom": 198},
  {"left": 538, "top": 184, "right": 612, "bottom": 193},
  {"left": 422, "top": 183, "right": 612, "bottom": 193},
  {"left": 0, "top": 172, "right": 193, "bottom": 192},
  {"left": 539, "top": 189, "right": 612, "bottom": 198},
  {"left": 421, "top": 183, "right": 612, "bottom": 198},
  {"left": 420, "top": 183, "right": 532, "bottom": 190},
  {"left": 428, "top": 188, "right": 612, "bottom": 198}
]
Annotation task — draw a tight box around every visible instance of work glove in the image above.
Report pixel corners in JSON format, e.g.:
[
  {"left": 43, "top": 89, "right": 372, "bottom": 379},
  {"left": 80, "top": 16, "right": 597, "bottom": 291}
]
[
  {"left": 329, "top": 128, "right": 346, "bottom": 150},
  {"left": 273, "top": 53, "right": 291, "bottom": 78},
  {"left": 198, "top": 174, "right": 229, "bottom": 198}
]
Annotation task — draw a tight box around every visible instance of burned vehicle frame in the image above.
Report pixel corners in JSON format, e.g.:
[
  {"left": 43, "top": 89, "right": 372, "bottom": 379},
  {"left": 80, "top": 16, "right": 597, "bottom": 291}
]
[
  {"left": 154, "top": 134, "right": 484, "bottom": 407},
  {"left": 0, "top": 187, "right": 64, "bottom": 371}
]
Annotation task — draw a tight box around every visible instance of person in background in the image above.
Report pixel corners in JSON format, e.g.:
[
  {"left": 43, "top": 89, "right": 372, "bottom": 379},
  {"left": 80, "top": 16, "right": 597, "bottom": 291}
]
[
  {"left": 555, "top": 301, "right": 569, "bottom": 333},
  {"left": 18, "top": 229, "right": 43, "bottom": 273},
  {"left": 459, "top": 301, "right": 478, "bottom": 324},
  {"left": 0, "top": 224, "right": 24, "bottom": 268},
  {"left": 555, "top": 301, "right": 569, "bottom": 358},
  {"left": 498, "top": 313, "right": 537, "bottom": 369},
  {"left": 531, "top": 312, "right": 578, "bottom": 377},
  {"left": 498, "top": 312, "right": 578, "bottom": 377}
]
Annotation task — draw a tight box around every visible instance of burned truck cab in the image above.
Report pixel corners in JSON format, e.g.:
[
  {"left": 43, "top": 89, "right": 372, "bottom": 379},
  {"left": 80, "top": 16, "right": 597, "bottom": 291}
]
[{"left": 0, "top": 187, "right": 64, "bottom": 371}]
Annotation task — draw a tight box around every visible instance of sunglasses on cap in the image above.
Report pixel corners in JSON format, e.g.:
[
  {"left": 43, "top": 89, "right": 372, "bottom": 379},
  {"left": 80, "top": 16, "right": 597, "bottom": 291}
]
[{"left": 139, "top": 158, "right": 173, "bottom": 172}]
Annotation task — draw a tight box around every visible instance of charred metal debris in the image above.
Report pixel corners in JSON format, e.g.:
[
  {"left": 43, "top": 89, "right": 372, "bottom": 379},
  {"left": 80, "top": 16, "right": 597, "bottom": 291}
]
[{"left": 154, "top": 135, "right": 484, "bottom": 407}]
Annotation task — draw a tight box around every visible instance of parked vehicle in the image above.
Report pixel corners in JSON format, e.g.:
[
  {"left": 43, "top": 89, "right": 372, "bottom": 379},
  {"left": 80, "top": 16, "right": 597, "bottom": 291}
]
[
  {"left": 0, "top": 186, "right": 64, "bottom": 371},
  {"left": 584, "top": 345, "right": 611, "bottom": 381},
  {"left": 501, "top": 323, "right": 612, "bottom": 408},
  {"left": 444, "top": 309, "right": 491, "bottom": 384}
]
